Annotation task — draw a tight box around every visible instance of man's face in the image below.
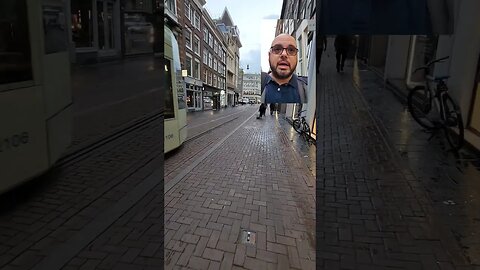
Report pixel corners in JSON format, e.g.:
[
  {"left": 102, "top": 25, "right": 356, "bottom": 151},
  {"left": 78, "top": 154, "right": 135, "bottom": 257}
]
[{"left": 268, "top": 34, "right": 298, "bottom": 80}]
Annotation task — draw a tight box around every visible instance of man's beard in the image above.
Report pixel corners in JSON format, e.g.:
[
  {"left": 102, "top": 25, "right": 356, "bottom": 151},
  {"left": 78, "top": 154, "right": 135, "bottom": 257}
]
[{"left": 269, "top": 62, "right": 296, "bottom": 80}]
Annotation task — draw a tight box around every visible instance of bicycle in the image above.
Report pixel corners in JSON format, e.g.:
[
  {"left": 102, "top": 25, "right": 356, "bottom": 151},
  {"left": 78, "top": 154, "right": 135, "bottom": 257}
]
[
  {"left": 292, "top": 110, "right": 315, "bottom": 144},
  {"left": 407, "top": 56, "right": 464, "bottom": 151}
]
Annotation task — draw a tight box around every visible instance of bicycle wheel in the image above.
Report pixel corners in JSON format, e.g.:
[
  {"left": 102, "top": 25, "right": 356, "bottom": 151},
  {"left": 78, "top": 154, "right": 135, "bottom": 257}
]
[
  {"left": 443, "top": 95, "right": 464, "bottom": 151},
  {"left": 407, "top": 86, "right": 437, "bottom": 129},
  {"left": 293, "top": 119, "right": 301, "bottom": 133}
]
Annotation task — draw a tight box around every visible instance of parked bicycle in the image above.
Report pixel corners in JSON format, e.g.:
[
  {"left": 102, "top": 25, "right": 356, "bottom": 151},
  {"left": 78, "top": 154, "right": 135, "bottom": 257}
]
[
  {"left": 293, "top": 110, "right": 315, "bottom": 144},
  {"left": 407, "top": 56, "right": 464, "bottom": 151}
]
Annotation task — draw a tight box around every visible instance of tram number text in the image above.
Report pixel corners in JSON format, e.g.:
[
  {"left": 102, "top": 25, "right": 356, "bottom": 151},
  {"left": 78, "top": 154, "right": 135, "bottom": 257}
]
[
  {"left": 165, "top": 133, "right": 174, "bottom": 140},
  {"left": 0, "top": 132, "right": 29, "bottom": 153}
]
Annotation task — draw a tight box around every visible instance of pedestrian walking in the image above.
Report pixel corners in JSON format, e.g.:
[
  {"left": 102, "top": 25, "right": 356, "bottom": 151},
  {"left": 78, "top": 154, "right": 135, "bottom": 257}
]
[
  {"left": 257, "top": 103, "right": 267, "bottom": 119},
  {"left": 317, "top": 35, "right": 327, "bottom": 71},
  {"left": 334, "top": 35, "right": 352, "bottom": 72},
  {"left": 270, "top": 103, "right": 276, "bottom": 115}
]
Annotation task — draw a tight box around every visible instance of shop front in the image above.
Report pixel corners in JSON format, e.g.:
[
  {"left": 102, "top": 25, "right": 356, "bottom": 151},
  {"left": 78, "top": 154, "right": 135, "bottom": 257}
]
[
  {"left": 71, "top": 0, "right": 122, "bottom": 63},
  {"left": 202, "top": 86, "right": 215, "bottom": 111},
  {"left": 184, "top": 77, "right": 203, "bottom": 111}
]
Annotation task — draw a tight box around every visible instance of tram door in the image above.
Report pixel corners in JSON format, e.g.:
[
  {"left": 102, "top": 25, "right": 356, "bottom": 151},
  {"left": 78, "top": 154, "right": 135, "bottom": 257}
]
[{"left": 0, "top": 0, "right": 72, "bottom": 193}]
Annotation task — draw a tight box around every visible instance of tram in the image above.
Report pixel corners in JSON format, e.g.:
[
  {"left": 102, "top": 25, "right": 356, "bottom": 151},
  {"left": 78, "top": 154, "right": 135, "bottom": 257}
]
[
  {"left": 0, "top": 0, "right": 73, "bottom": 194},
  {"left": 164, "top": 26, "right": 187, "bottom": 153}
]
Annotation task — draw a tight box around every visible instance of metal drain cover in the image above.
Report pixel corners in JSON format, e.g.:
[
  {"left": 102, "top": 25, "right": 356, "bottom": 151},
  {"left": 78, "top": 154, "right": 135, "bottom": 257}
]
[{"left": 239, "top": 230, "right": 256, "bottom": 245}]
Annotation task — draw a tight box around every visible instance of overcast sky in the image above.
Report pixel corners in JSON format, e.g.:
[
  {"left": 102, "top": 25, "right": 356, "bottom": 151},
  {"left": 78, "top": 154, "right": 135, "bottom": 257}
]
[{"left": 204, "top": 0, "right": 283, "bottom": 73}]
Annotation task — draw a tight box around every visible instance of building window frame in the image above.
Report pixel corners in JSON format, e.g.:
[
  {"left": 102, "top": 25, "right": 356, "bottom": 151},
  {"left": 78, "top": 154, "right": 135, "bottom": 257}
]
[
  {"left": 194, "top": 11, "right": 200, "bottom": 29},
  {"left": 194, "top": 59, "right": 200, "bottom": 79},
  {"left": 185, "top": 53, "right": 193, "bottom": 76},
  {"left": 193, "top": 35, "right": 200, "bottom": 56},
  {"left": 185, "top": 28, "right": 192, "bottom": 49},
  {"left": 185, "top": 0, "right": 191, "bottom": 21}
]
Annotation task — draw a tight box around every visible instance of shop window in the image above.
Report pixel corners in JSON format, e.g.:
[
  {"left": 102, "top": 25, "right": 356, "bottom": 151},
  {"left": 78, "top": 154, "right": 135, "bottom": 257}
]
[
  {"left": 0, "top": 0, "right": 33, "bottom": 84},
  {"left": 72, "top": 0, "right": 94, "bottom": 48}
]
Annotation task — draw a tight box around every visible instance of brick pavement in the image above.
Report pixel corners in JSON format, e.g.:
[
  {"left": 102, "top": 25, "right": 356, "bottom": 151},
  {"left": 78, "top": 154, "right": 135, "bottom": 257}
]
[
  {"left": 165, "top": 106, "right": 257, "bottom": 184},
  {"left": 163, "top": 111, "right": 316, "bottom": 269},
  {"left": 316, "top": 46, "right": 477, "bottom": 269},
  {"left": 356, "top": 59, "right": 480, "bottom": 265},
  {"left": 0, "top": 117, "right": 162, "bottom": 270}
]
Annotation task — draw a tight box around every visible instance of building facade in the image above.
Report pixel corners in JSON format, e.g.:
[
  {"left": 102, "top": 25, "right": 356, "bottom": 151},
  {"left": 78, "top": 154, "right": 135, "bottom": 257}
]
[
  {"left": 242, "top": 73, "right": 261, "bottom": 103},
  {"left": 201, "top": 8, "right": 227, "bottom": 110},
  {"left": 215, "top": 9, "right": 242, "bottom": 107},
  {"left": 69, "top": 0, "right": 156, "bottom": 64},
  {"left": 179, "top": 0, "right": 204, "bottom": 112}
]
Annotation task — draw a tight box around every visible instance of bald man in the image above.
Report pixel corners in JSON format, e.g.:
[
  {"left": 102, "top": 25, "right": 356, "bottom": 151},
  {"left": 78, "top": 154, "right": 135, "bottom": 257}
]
[{"left": 261, "top": 33, "right": 307, "bottom": 104}]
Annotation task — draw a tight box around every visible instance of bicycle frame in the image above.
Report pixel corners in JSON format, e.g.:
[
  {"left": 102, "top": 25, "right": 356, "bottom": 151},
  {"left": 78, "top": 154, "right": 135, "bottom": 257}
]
[{"left": 424, "top": 76, "right": 449, "bottom": 125}]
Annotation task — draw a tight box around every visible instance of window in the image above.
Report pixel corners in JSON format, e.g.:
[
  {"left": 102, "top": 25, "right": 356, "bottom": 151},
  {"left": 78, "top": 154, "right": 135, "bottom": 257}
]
[
  {"left": 186, "top": 54, "right": 192, "bottom": 76},
  {"left": 213, "top": 59, "right": 217, "bottom": 72},
  {"left": 209, "top": 73, "right": 212, "bottom": 85},
  {"left": 214, "top": 40, "right": 217, "bottom": 54},
  {"left": 164, "top": 58, "right": 174, "bottom": 119},
  {"left": 1, "top": 0, "right": 33, "bottom": 84},
  {"left": 193, "top": 35, "right": 200, "bottom": 55},
  {"left": 213, "top": 74, "right": 217, "bottom": 87},
  {"left": 208, "top": 53, "right": 213, "bottom": 68},
  {"left": 204, "top": 71, "right": 208, "bottom": 83},
  {"left": 185, "top": 0, "right": 191, "bottom": 21},
  {"left": 194, "top": 59, "right": 200, "bottom": 79},
  {"left": 165, "top": 0, "right": 176, "bottom": 15},
  {"left": 204, "top": 28, "right": 208, "bottom": 42},
  {"left": 185, "top": 29, "right": 192, "bottom": 49},
  {"left": 194, "top": 11, "right": 200, "bottom": 29},
  {"left": 72, "top": 1, "right": 95, "bottom": 48},
  {"left": 208, "top": 33, "right": 213, "bottom": 47},
  {"left": 203, "top": 50, "right": 208, "bottom": 64}
]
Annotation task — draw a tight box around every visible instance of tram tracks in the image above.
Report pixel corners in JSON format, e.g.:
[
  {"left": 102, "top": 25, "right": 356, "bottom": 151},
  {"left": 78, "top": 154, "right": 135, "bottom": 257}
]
[
  {"left": 164, "top": 107, "right": 258, "bottom": 182},
  {"left": 58, "top": 109, "right": 162, "bottom": 167}
]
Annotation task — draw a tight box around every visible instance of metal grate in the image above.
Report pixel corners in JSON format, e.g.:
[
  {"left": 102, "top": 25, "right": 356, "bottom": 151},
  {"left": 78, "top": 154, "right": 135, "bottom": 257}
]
[{"left": 239, "top": 230, "right": 256, "bottom": 245}]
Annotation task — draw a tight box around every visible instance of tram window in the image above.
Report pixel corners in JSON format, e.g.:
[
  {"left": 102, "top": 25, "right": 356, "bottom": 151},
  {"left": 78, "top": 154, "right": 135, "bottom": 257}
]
[
  {"left": 0, "top": 0, "right": 33, "bottom": 84},
  {"left": 165, "top": 59, "right": 175, "bottom": 119}
]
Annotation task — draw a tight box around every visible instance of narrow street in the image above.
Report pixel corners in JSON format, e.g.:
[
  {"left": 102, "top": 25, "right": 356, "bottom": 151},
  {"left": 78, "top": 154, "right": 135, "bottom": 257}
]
[
  {"left": 0, "top": 104, "right": 317, "bottom": 270},
  {"left": 164, "top": 106, "right": 316, "bottom": 269},
  {"left": 316, "top": 41, "right": 480, "bottom": 269}
]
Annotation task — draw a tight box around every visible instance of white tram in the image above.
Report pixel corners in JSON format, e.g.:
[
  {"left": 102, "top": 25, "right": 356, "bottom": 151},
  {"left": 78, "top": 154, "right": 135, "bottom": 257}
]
[
  {"left": 164, "top": 26, "right": 187, "bottom": 153},
  {"left": 0, "top": 0, "right": 73, "bottom": 194}
]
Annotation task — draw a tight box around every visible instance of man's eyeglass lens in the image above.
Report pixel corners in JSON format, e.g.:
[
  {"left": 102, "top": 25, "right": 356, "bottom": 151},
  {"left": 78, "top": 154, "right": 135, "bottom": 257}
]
[{"left": 271, "top": 45, "right": 298, "bottom": 56}]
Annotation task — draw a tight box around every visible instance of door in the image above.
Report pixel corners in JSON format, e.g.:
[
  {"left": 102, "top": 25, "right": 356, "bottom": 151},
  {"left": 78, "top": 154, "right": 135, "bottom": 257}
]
[{"left": 96, "top": 0, "right": 118, "bottom": 56}]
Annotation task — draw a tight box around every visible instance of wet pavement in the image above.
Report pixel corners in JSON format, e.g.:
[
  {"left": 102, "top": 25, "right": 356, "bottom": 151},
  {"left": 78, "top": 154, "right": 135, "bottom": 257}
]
[
  {"left": 317, "top": 43, "right": 480, "bottom": 269},
  {"left": 164, "top": 107, "right": 316, "bottom": 269},
  {"left": 0, "top": 104, "right": 317, "bottom": 270}
]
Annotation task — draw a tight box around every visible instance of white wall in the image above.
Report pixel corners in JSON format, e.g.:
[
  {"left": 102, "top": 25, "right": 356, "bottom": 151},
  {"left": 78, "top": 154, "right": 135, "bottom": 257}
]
[
  {"left": 385, "top": 36, "right": 411, "bottom": 80},
  {"left": 448, "top": 0, "right": 480, "bottom": 120}
]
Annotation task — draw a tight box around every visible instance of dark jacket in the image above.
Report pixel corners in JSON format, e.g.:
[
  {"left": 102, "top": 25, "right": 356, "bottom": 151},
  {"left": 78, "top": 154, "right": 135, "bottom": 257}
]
[{"left": 334, "top": 35, "right": 352, "bottom": 51}]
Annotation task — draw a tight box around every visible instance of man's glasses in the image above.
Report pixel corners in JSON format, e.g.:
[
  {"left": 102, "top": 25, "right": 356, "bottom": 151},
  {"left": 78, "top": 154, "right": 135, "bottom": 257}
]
[{"left": 270, "top": 45, "right": 298, "bottom": 56}]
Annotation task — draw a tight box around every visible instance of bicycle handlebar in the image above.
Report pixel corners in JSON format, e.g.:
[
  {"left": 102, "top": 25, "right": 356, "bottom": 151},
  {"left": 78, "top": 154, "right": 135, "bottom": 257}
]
[{"left": 413, "top": 56, "right": 449, "bottom": 73}]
